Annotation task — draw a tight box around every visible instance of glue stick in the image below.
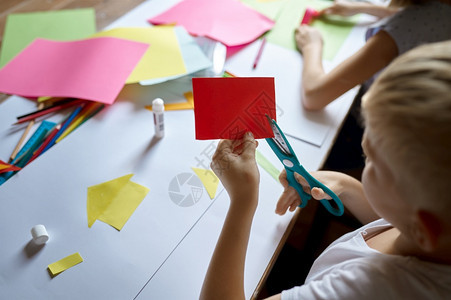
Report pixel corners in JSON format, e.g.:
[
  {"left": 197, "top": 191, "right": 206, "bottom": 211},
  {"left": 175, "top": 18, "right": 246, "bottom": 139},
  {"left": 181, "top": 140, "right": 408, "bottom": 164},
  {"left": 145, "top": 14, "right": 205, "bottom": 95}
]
[
  {"left": 152, "top": 98, "right": 165, "bottom": 138},
  {"left": 31, "top": 224, "right": 49, "bottom": 245}
]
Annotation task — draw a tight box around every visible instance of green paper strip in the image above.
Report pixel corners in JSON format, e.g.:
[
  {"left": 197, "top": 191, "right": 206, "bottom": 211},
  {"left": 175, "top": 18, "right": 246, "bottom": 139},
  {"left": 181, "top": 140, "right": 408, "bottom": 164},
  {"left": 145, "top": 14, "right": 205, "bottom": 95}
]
[{"left": 256, "top": 150, "right": 281, "bottom": 182}]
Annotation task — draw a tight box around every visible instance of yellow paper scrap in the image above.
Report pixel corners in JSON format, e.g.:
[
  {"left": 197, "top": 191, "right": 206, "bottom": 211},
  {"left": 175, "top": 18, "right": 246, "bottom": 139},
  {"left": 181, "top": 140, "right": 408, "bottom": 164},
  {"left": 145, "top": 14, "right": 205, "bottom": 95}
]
[
  {"left": 87, "top": 174, "right": 150, "bottom": 230},
  {"left": 192, "top": 167, "right": 219, "bottom": 199},
  {"left": 48, "top": 252, "right": 83, "bottom": 277},
  {"left": 91, "top": 26, "right": 187, "bottom": 84},
  {"left": 184, "top": 91, "right": 194, "bottom": 107}
]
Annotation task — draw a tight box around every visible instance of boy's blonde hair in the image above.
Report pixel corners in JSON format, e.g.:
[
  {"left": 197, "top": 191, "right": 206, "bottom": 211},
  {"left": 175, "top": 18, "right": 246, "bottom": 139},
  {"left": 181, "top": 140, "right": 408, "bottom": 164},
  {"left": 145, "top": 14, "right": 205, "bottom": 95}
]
[{"left": 362, "top": 40, "right": 451, "bottom": 216}]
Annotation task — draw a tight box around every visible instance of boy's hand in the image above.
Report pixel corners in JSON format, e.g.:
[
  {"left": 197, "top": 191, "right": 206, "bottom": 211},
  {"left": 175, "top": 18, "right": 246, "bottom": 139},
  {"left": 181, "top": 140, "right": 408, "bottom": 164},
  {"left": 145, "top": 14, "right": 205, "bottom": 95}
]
[
  {"left": 211, "top": 132, "right": 260, "bottom": 207},
  {"left": 295, "top": 25, "right": 323, "bottom": 54},
  {"left": 275, "top": 169, "right": 339, "bottom": 215}
]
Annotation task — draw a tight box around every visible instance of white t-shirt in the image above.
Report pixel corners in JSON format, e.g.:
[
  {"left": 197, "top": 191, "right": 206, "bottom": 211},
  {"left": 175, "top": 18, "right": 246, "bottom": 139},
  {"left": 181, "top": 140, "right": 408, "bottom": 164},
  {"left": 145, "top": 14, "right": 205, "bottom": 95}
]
[{"left": 281, "top": 219, "right": 451, "bottom": 300}]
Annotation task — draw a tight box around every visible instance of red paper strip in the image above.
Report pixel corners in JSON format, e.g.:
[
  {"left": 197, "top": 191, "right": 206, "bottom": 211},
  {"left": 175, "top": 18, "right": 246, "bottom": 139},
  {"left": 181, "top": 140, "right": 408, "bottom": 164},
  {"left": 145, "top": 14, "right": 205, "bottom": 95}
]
[{"left": 193, "top": 77, "right": 276, "bottom": 140}]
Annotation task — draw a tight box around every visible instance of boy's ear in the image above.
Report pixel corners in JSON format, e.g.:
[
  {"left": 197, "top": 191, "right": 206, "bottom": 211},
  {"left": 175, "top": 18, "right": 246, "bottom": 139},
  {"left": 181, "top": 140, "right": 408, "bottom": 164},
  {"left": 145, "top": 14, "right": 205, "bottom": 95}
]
[{"left": 412, "top": 210, "right": 442, "bottom": 252}]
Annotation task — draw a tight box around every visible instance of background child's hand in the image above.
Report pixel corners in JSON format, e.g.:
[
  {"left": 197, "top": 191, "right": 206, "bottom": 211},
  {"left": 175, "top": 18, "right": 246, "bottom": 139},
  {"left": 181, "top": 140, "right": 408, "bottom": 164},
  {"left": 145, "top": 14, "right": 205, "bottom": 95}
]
[
  {"left": 320, "top": 0, "right": 398, "bottom": 18},
  {"left": 295, "top": 25, "right": 323, "bottom": 54},
  {"left": 275, "top": 169, "right": 342, "bottom": 215},
  {"left": 320, "top": 0, "right": 361, "bottom": 17},
  {"left": 211, "top": 132, "right": 260, "bottom": 207}
]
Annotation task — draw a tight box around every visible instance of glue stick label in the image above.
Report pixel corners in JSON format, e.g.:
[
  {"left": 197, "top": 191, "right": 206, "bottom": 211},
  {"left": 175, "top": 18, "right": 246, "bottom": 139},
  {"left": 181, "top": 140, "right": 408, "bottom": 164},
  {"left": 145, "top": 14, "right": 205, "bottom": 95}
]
[
  {"left": 153, "top": 112, "right": 164, "bottom": 137},
  {"left": 154, "top": 114, "right": 164, "bottom": 130}
]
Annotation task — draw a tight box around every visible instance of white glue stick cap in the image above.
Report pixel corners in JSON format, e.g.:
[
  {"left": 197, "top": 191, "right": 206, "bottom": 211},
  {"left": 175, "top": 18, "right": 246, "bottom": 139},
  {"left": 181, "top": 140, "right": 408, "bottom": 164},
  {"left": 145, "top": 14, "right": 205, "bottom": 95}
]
[
  {"left": 31, "top": 224, "right": 49, "bottom": 245},
  {"left": 152, "top": 98, "right": 164, "bottom": 112}
]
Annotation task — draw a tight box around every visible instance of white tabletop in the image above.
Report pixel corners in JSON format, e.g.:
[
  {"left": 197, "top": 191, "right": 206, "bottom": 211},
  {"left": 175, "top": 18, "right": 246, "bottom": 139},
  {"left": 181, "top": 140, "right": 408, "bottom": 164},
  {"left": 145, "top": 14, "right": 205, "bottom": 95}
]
[{"left": 0, "top": 0, "right": 372, "bottom": 298}]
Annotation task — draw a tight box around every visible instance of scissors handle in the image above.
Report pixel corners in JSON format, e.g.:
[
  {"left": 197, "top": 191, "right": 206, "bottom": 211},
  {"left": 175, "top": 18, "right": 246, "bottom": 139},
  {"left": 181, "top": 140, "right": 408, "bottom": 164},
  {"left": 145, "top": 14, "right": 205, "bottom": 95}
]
[{"left": 285, "top": 167, "right": 344, "bottom": 216}]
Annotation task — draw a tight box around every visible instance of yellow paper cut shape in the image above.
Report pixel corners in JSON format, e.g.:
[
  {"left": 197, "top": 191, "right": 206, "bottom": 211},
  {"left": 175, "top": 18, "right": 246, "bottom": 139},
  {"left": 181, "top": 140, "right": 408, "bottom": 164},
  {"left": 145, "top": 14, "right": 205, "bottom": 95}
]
[
  {"left": 145, "top": 91, "right": 194, "bottom": 112},
  {"left": 48, "top": 252, "right": 83, "bottom": 277},
  {"left": 192, "top": 167, "right": 219, "bottom": 199},
  {"left": 91, "top": 26, "right": 187, "bottom": 84},
  {"left": 87, "top": 174, "right": 149, "bottom": 230}
]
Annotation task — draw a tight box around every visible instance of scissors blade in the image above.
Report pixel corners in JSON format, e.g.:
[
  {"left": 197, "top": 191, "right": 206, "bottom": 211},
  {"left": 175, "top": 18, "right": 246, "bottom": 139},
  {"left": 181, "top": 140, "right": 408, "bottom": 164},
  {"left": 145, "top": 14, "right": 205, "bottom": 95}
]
[{"left": 265, "top": 114, "right": 292, "bottom": 156}]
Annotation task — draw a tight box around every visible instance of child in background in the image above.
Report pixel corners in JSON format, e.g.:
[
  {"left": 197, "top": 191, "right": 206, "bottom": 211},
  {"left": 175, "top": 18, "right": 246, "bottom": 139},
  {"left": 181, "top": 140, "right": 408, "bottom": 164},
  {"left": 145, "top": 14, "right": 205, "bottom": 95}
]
[
  {"left": 200, "top": 40, "right": 451, "bottom": 299},
  {"left": 297, "top": 0, "right": 451, "bottom": 110},
  {"left": 302, "top": 0, "right": 451, "bottom": 172}
]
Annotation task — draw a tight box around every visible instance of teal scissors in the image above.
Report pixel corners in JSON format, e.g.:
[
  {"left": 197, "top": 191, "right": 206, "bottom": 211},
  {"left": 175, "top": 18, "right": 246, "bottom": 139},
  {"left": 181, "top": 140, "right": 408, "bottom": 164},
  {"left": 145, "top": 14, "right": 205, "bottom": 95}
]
[{"left": 265, "top": 115, "right": 344, "bottom": 216}]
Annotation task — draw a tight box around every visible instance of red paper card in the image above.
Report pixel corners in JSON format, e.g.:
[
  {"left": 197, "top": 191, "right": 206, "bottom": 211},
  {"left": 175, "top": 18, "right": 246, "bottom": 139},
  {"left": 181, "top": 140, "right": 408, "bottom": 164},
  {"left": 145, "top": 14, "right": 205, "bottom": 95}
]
[{"left": 193, "top": 77, "right": 276, "bottom": 140}]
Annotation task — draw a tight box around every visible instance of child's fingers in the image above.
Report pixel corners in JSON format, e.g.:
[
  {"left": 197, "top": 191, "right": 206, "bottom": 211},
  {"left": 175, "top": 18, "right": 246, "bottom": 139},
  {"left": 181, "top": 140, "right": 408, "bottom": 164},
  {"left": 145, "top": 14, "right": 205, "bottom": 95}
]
[
  {"left": 211, "top": 140, "right": 233, "bottom": 175},
  {"left": 319, "top": 7, "right": 332, "bottom": 15},
  {"left": 293, "top": 172, "right": 311, "bottom": 194},
  {"left": 278, "top": 169, "right": 289, "bottom": 188},
  {"left": 240, "top": 132, "right": 258, "bottom": 159},
  {"left": 311, "top": 187, "right": 332, "bottom": 200},
  {"left": 231, "top": 132, "right": 258, "bottom": 155},
  {"left": 215, "top": 139, "right": 233, "bottom": 154},
  {"left": 275, "top": 186, "right": 300, "bottom": 215}
]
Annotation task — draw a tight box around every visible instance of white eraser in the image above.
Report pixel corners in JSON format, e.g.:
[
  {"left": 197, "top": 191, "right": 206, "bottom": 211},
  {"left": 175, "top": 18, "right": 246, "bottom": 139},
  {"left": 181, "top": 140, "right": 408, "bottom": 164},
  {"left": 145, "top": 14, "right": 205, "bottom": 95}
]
[{"left": 31, "top": 224, "right": 49, "bottom": 245}]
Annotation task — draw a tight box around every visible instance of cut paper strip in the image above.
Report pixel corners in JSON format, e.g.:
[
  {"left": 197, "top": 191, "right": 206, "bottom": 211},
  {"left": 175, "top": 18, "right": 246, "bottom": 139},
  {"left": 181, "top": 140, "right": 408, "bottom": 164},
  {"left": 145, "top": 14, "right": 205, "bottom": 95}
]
[
  {"left": 148, "top": 0, "right": 274, "bottom": 47},
  {"left": 255, "top": 150, "right": 280, "bottom": 182},
  {"left": 87, "top": 174, "right": 149, "bottom": 230},
  {"left": 91, "top": 26, "right": 186, "bottom": 84},
  {"left": 0, "top": 38, "right": 148, "bottom": 104},
  {"left": 192, "top": 167, "right": 219, "bottom": 199},
  {"left": 192, "top": 77, "right": 276, "bottom": 140},
  {"left": 0, "top": 8, "right": 96, "bottom": 68},
  {"left": 139, "top": 26, "right": 212, "bottom": 86},
  {"left": 48, "top": 253, "right": 83, "bottom": 277},
  {"left": 184, "top": 91, "right": 195, "bottom": 107},
  {"left": 145, "top": 91, "right": 194, "bottom": 112}
]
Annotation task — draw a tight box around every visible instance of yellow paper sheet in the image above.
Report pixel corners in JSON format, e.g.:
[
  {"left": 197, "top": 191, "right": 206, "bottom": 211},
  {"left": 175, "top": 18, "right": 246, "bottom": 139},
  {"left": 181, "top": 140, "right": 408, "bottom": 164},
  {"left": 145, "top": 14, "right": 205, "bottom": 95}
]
[
  {"left": 87, "top": 174, "right": 149, "bottom": 230},
  {"left": 192, "top": 167, "right": 219, "bottom": 199},
  {"left": 91, "top": 26, "right": 187, "bottom": 84},
  {"left": 48, "top": 252, "right": 83, "bottom": 277}
]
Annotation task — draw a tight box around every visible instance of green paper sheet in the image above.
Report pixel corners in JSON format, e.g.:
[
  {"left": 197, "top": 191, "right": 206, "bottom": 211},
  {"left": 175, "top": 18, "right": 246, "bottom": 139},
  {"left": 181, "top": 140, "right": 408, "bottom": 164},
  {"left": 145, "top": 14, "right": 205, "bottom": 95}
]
[
  {"left": 0, "top": 8, "right": 96, "bottom": 68},
  {"left": 241, "top": 0, "right": 359, "bottom": 60},
  {"left": 240, "top": 0, "right": 289, "bottom": 21},
  {"left": 256, "top": 150, "right": 281, "bottom": 182}
]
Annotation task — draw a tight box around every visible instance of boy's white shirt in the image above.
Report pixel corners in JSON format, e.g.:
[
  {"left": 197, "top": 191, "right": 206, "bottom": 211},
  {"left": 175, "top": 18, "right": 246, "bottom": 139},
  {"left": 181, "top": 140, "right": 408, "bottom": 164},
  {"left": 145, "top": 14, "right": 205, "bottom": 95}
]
[{"left": 281, "top": 219, "right": 451, "bottom": 299}]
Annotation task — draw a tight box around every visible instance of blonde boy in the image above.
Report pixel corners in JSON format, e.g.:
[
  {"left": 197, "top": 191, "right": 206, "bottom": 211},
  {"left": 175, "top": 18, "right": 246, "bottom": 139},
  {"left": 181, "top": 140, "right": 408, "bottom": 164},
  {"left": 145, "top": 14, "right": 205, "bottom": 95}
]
[{"left": 201, "top": 40, "right": 451, "bottom": 299}]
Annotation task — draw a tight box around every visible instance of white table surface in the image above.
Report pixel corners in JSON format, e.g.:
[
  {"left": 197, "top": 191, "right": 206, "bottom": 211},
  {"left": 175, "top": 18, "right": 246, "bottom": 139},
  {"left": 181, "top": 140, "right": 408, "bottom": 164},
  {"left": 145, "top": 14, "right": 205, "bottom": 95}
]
[{"left": 0, "top": 0, "right": 373, "bottom": 298}]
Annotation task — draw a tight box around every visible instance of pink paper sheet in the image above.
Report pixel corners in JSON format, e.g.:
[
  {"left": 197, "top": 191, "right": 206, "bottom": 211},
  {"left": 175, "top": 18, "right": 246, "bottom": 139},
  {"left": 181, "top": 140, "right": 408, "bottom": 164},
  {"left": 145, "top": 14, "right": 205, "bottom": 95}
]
[
  {"left": 193, "top": 77, "right": 276, "bottom": 140},
  {"left": 148, "top": 0, "right": 274, "bottom": 47},
  {"left": 0, "top": 37, "right": 148, "bottom": 104}
]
